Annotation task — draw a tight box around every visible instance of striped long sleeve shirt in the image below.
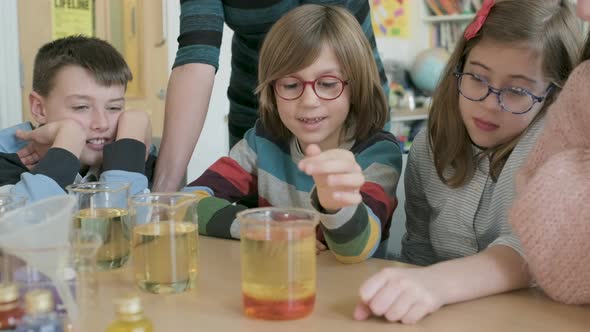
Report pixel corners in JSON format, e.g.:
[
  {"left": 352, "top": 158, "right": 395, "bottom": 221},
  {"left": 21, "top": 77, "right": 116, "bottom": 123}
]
[
  {"left": 401, "top": 117, "right": 546, "bottom": 266},
  {"left": 185, "top": 122, "right": 402, "bottom": 263},
  {"left": 175, "top": 0, "right": 389, "bottom": 143}
]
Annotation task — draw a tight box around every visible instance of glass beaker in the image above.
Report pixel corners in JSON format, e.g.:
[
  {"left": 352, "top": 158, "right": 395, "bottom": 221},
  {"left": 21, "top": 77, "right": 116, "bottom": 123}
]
[
  {"left": 237, "top": 207, "right": 319, "bottom": 320},
  {"left": 129, "top": 193, "right": 199, "bottom": 294},
  {"left": 0, "top": 194, "right": 27, "bottom": 283},
  {"left": 67, "top": 182, "right": 131, "bottom": 270}
]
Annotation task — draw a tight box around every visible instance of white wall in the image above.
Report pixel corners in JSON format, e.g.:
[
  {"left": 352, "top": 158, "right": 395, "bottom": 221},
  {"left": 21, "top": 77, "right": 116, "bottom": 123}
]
[{"left": 0, "top": 0, "right": 23, "bottom": 129}]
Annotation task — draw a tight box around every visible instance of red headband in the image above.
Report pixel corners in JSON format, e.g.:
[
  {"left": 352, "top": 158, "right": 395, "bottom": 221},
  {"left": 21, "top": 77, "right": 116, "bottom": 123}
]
[{"left": 464, "top": 0, "right": 496, "bottom": 40}]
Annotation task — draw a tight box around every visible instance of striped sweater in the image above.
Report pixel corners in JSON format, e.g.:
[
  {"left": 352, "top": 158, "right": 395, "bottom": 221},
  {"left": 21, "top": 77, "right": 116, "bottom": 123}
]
[
  {"left": 186, "top": 122, "right": 402, "bottom": 263},
  {"left": 175, "top": 0, "right": 388, "bottom": 143},
  {"left": 401, "top": 116, "right": 545, "bottom": 266}
]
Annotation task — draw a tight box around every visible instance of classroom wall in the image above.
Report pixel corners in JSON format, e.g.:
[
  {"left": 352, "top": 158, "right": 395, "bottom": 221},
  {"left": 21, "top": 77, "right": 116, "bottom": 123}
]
[{"left": 375, "top": 0, "right": 430, "bottom": 67}]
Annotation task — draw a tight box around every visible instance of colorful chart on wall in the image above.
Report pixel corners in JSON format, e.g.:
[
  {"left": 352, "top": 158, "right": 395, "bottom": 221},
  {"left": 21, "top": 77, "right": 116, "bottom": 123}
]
[
  {"left": 52, "top": 0, "right": 95, "bottom": 39},
  {"left": 371, "top": 0, "right": 411, "bottom": 38}
]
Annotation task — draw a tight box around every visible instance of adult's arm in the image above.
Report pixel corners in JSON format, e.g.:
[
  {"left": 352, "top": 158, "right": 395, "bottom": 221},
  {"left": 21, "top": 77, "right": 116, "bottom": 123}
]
[{"left": 152, "top": 63, "right": 216, "bottom": 191}]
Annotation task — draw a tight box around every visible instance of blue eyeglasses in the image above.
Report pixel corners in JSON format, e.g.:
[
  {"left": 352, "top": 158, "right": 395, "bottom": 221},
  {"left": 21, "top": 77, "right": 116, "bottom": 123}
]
[{"left": 454, "top": 71, "right": 554, "bottom": 115}]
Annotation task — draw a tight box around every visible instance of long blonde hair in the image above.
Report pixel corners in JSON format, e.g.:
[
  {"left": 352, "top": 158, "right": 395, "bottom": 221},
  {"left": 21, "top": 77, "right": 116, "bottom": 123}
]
[
  {"left": 430, "top": 0, "right": 582, "bottom": 187},
  {"left": 256, "top": 4, "right": 387, "bottom": 142}
]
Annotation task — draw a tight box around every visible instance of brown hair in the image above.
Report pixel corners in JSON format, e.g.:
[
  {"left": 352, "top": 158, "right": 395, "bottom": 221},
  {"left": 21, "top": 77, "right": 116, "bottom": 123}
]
[
  {"left": 256, "top": 4, "right": 387, "bottom": 142},
  {"left": 33, "top": 35, "right": 132, "bottom": 97},
  {"left": 429, "top": 0, "right": 582, "bottom": 187},
  {"left": 580, "top": 31, "right": 590, "bottom": 63}
]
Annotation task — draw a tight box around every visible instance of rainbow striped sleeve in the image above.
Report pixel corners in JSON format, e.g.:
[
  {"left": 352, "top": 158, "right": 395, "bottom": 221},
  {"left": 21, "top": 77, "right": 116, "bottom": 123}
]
[
  {"left": 319, "top": 132, "right": 402, "bottom": 263},
  {"left": 184, "top": 132, "right": 259, "bottom": 238}
]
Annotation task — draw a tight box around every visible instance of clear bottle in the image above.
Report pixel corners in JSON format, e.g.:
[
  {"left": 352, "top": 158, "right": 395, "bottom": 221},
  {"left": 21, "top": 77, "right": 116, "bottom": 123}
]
[
  {"left": 0, "top": 283, "right": 24, "bottom": 331},
  {"left": 106, "top": 295, "right": 153, "bottom": 332},
  {"left": 15, "top": 289, "right": 62, "bottom": 332}
]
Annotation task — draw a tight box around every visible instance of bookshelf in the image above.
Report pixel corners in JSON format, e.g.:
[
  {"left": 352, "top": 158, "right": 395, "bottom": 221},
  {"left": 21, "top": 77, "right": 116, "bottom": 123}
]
[
  {"left": 421, "top": 1, "right": 476, "bottom": 52},
  {"left": 386, "top": 1, "right": 476, "bottom": 152},
  {"left": 422, "top": 0, "right": 478, "bottom": 17},
  {"left": 390, "top": 107, "right": 428, "bottom": 153},
  {"left": 391, "top": 107, "right": 429, "bottom": 122}
]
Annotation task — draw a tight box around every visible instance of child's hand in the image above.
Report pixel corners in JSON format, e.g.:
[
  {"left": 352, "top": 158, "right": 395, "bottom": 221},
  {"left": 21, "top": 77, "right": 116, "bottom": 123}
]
[
  {"left": 298, "top": 144, "right": 364, "bottom": 212},
  {"left": 354, "top": 267, "right": 442, "bottom": 324},
  {"left": 116, "top": 110, "right": 152, "bottom": 152},
  {"left": 16, "top": 119, "right": 86, "bottom": 162},
  {"left": 16, "top": 144, "right": 40, "bottom": 170}
]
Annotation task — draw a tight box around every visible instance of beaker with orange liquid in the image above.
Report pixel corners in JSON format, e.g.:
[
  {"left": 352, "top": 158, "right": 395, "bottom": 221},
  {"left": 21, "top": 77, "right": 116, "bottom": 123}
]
[{"left": 237, "top": 207, "right": 319, "bottom": 320}]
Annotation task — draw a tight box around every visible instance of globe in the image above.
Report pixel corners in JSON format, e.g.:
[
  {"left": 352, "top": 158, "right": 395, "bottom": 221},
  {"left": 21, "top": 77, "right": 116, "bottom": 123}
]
[{"left": 410, "top": 48, "right": 450, "bottom": 95}]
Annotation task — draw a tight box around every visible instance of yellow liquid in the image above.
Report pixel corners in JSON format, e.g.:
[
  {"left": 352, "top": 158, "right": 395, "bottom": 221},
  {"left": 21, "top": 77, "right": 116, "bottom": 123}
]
[
  {"left": 107, "top": 316, "right": 153, "bottom": 332},
  {"left": 132, "top": 221, "right": 198, "bottom": 294},
  {"left": 73, "top": 208, "right": 130, "bottom": 270},
  {"left": 240, "top": 224, "right": 316, "bottom": 320}
]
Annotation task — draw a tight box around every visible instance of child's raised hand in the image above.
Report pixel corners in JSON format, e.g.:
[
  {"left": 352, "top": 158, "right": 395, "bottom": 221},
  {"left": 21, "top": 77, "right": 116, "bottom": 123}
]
[
  {"left": 354, "top": 267, "right": 442, "bottom": 324},
  {"left": 116, "top": 110, "right": 152, "bottom": 155},
  {"left": 15, "top": 119, "right": 86, "bottom": 162},
  {"left": 298, "top": 144, "right": 364, "bottom": 212}
]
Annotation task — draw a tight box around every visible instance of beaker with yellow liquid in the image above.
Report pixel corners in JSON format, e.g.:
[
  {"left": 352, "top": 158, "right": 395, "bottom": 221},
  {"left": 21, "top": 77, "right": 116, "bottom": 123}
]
[
  {"left": 238, "top": 207, "right": 319, "bottom": 320},
  {"left": 67, "top": 182, "right": 131, "bottom": 270},
  {"left": 129, "top": 193, "right": 199, "bottom": 294}
]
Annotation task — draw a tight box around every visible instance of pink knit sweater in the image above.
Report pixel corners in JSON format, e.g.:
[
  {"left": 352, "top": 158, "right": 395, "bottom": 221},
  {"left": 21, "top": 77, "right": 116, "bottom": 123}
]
[{"left": 510, "top": 61, "right": 590, "bottom": 305}]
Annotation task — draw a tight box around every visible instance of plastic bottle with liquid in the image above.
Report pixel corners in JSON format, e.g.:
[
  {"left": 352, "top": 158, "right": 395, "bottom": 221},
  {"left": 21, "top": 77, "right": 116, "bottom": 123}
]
[
  {"left": 0, "top": 283, "right": 24, "bottom": 331},
  {"left": 15, "top": 289, "right": 62, "bottom": 332},
  {"left": 106, "top": 295, "right": 153, "bottom": 332}
]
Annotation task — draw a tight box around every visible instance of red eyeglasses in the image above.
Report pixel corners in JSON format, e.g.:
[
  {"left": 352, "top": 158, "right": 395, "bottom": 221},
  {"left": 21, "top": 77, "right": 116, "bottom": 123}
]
[{"left": 273, "top": 76, "right": 349, "bottom": 100}]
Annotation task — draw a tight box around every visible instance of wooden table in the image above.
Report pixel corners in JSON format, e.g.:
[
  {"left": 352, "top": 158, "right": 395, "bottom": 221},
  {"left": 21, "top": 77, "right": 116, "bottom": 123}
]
[{"left": 84, "top": 237, "right": 590, "bottom": 331}]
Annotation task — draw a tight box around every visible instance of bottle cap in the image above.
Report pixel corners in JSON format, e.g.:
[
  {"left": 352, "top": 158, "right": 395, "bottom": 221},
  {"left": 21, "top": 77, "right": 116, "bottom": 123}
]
[
  {"left": 24, "top": 289, "right": 54, "bottom": 315},
  {"left": 0, "top": 283, "right": 19, "bottom": 303},
  {"left": 115, "top": 294, "right": 143, "bottom": 316}
]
